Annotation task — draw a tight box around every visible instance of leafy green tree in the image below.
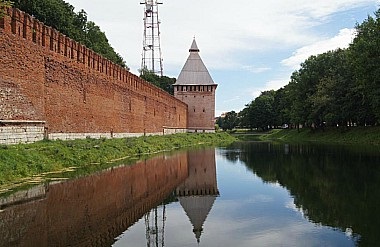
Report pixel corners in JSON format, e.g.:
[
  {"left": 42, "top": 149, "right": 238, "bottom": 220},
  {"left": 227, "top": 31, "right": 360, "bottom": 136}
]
[
  {"left": 250, "top": 91, "right": 276, "bottom": 130},
  {"left": 238, "top": 106, "right": 254, "bottom": 129},
  {"left": 350, "top": 9, "right": 380, "bottom": 124},
  {"left": 273, "top": 87, "right": 291, "bottom": 127},
  {"left": 0, "top": 0, "right": 12, "bottom": 18},
  {"left": 239, "top": 91, "right": 276, "bottom": 131},
  {"left": 220, "top": 111, "right": 238, "bottom": 131},
  {"left": 139, "top": 68, "right": 175, "bottom": 95}
]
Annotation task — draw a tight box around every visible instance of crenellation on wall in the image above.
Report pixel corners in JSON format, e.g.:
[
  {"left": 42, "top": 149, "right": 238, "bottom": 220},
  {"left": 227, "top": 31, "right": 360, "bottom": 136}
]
[
  {"left": 0, "top": 7, "right": 188, "bottom": 145},
  {"left": 32, "top": 19, "right": 41, "bottom": 45},
  {"left": 23, "top": 11, "right": 34, "bottom": 42}
]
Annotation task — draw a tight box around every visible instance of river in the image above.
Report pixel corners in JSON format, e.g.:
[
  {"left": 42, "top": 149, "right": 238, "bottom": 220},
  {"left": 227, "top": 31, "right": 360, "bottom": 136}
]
[{"left": 1, "top": 142, "right": 379, "bottom": 246}]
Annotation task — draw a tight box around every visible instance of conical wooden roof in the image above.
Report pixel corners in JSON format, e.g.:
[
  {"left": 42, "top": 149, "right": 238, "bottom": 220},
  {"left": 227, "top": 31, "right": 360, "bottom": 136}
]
[{"left": 175, "top": 39, "right": 216, "bottom": 86}]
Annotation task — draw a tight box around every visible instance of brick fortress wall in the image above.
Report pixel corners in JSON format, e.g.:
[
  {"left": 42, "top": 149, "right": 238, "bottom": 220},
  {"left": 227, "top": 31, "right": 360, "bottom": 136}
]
[{"left": 0, "top": 8, "right": 188, "bottom": 143}]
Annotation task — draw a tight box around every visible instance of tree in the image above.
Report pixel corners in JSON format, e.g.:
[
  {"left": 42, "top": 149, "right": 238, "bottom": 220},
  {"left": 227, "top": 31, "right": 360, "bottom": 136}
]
[
  {"left": 273, "top": 87, "right": 291, "bottom": 127},
  {"left": 139, "top": 68, "right": 175, "bottom": 95},
  {"left": 220, "top": 111, "right": 238, "bottom": 131},
  {"left": 239, "top": 91, "right": 276, "bottom": 131},
  {"left": 350, "top": 9, "right": 380, "bottom": 124},
  {"left": 250, "top": 91, "right": 276, "bottom": 130},
  {"left": 0, "top": 0, "right": 12, "bottom": 18}
]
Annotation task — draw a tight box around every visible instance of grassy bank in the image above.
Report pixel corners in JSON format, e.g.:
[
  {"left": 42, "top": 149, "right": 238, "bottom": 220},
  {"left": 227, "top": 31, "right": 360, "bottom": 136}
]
[
  {"left": 259, "top": 127, "right": 380, "bottom": 145},
  {"left": 0, "top": 133, "right": 236, "bottom": 186}
]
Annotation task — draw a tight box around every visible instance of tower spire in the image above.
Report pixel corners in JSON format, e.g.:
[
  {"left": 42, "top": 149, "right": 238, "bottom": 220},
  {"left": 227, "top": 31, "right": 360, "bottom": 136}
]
[
  {"left": 189, "top": 38, "right": 200, "bottom": 52},
  {"left": 140, "top": 0, "right": 164, "bottom": 76}
]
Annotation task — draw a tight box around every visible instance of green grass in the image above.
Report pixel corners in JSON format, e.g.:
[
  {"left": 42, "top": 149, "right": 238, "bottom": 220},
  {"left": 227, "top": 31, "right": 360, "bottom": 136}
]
[
  {"left": 260, "top": 126, "right": 380, "bottom": 145},
  {"left": 0, "top": 133, "right": 236, "bottom": 186}
]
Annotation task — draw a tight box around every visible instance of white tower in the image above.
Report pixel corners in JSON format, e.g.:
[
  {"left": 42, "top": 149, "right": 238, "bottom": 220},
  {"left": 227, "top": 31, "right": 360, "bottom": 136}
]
[{"left": 140, "top": 0, "right": 163, "bottom": 76}]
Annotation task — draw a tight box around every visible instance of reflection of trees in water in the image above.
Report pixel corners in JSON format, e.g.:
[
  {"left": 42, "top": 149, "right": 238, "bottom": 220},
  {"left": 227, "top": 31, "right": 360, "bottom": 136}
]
[{"left": 223, "top": 142, "right": 380, "bottom": 246}]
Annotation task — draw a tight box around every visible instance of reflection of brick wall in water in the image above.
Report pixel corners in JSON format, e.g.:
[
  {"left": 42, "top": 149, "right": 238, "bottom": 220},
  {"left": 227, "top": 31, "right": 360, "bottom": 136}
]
[
  {"left": 0, "top": 8, "right": 187, "bottom": 135},
  {"left": 0, "top": 152, "right": 188, "bottom": 247}
]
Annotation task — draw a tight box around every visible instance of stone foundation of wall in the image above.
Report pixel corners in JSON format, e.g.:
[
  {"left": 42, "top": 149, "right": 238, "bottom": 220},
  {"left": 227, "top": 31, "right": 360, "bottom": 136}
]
[
  {"left": 0, "top": 120, "right": 46, "bottom": 145},
  {"left": 0, "top": 121, "right": 190, "bottom": 145}
]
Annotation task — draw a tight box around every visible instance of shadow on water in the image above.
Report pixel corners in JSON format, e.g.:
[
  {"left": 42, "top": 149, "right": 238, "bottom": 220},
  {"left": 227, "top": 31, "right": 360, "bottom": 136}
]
[{"left": 222, "top": 141, "right": 380, "bottom": 247}]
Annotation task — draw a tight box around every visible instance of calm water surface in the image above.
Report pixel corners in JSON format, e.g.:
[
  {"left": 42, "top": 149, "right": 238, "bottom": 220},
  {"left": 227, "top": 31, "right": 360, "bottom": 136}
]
[{"left": 1, "top": 142, "right": 379, "bottom": 246}]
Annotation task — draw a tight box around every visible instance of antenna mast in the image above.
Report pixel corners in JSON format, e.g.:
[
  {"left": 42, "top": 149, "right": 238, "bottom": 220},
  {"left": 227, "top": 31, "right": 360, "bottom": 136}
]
[{"left": 140, "top": 0, "right": 163, "bottom": 76}]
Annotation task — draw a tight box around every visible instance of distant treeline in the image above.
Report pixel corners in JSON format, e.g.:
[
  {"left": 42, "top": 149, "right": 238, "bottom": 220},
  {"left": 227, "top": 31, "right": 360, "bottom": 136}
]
[
  {"left": 10, "top": 0, "right": 128, "bottom": 69},
  {"left": 220, "top": 8, "right": 380, "bottom": 131}
]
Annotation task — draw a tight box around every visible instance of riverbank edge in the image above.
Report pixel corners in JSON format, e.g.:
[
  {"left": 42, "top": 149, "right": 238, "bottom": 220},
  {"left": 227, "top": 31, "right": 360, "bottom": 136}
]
[
  {"left": 254, "top": 126, "right": 380, "bottom": 145},
  {"left": 0, "top": 133, "right": 236, "bottom": 185}
]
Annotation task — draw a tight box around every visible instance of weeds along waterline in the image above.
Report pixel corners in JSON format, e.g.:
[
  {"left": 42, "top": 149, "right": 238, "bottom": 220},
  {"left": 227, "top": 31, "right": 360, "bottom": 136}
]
[{"left": 0, "top": 133, "right": 236, "bottom": 188}]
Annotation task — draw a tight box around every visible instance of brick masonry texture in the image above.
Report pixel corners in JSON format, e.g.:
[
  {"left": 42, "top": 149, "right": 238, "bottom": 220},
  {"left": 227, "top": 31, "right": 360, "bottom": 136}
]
[
  {"left": 0, "top": 8, "right": 187, "bottom": 141},
  {"left": 174, "top": 85, "right": 217, "bottom": 130}
]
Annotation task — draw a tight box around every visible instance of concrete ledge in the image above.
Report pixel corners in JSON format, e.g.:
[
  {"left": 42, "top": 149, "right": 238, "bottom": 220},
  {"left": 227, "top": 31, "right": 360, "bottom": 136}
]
[
  {"left": 48, "top": 132, "right": 164, "bottom": 141},
  {"left": 0, "top": 120, "right": 46, "bottom": 125},
  {"left": 0, "top": 126, "right": 215, "bottom": 145}
]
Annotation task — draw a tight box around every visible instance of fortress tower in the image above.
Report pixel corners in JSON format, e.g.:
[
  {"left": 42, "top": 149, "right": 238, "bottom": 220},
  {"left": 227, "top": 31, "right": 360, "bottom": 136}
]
[{"left": 174, "top": 39, "right": 218, "bottom": 133}]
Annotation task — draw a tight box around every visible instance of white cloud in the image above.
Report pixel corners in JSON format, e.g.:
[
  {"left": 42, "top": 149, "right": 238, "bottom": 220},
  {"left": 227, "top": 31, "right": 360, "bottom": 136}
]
[
  {"left": 242, "top": 66, "right": 271, "bottom": 74},
  {"left": 67, "top": 0, "right": 377, "bottom": 73},
  {"left": 250, "top": 78, "right": 290, "bottom": 99},
  {"left": 281, "top": 28, "right": 355, "bottom": 70}
]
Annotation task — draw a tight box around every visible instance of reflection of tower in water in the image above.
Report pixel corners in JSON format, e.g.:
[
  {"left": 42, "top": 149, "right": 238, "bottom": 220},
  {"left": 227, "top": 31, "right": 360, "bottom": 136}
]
[{"left": 175, "top": 148, "right": 219, "bottom": 244}]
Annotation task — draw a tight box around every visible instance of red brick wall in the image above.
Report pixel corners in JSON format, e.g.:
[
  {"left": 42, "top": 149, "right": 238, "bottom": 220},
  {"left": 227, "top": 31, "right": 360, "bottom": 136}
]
[{"left": 0, "top": 8, "right": 187, "bottom": 134}]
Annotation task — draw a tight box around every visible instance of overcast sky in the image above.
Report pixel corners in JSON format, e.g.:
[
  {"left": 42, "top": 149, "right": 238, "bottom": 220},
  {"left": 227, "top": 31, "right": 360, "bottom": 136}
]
[{"left": 67, "top": 0, "right": 379, "bottom": 116}]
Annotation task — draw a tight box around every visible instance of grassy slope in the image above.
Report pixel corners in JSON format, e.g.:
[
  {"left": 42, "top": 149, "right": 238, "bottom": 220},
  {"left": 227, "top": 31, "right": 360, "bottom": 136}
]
[
  {"left": 0, "top": 133, "right": 236, "bottom": 185},
  {"left": 260, "top": 127, "right": 380, "bottom": 145}
]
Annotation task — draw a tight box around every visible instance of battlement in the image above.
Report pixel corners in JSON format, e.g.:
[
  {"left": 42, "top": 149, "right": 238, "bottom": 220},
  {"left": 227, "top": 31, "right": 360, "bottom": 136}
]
[
  {"left": 0, "top": 7, "right": 188, "bottom": 140},
  {"left": 0, "top": 8, "right": 184, "bottom": 107}
]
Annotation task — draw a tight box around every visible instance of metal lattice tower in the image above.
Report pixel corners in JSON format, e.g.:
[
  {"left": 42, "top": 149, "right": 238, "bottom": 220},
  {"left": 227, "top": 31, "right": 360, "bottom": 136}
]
[{"left": 140, "top": 0, "right": 163, "bottom": 76}]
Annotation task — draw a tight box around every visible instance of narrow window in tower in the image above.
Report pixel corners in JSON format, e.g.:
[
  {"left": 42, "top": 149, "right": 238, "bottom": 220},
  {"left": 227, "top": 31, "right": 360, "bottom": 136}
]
[{"left": 203, "top": 108, "right": 205, "bottom": 112}]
